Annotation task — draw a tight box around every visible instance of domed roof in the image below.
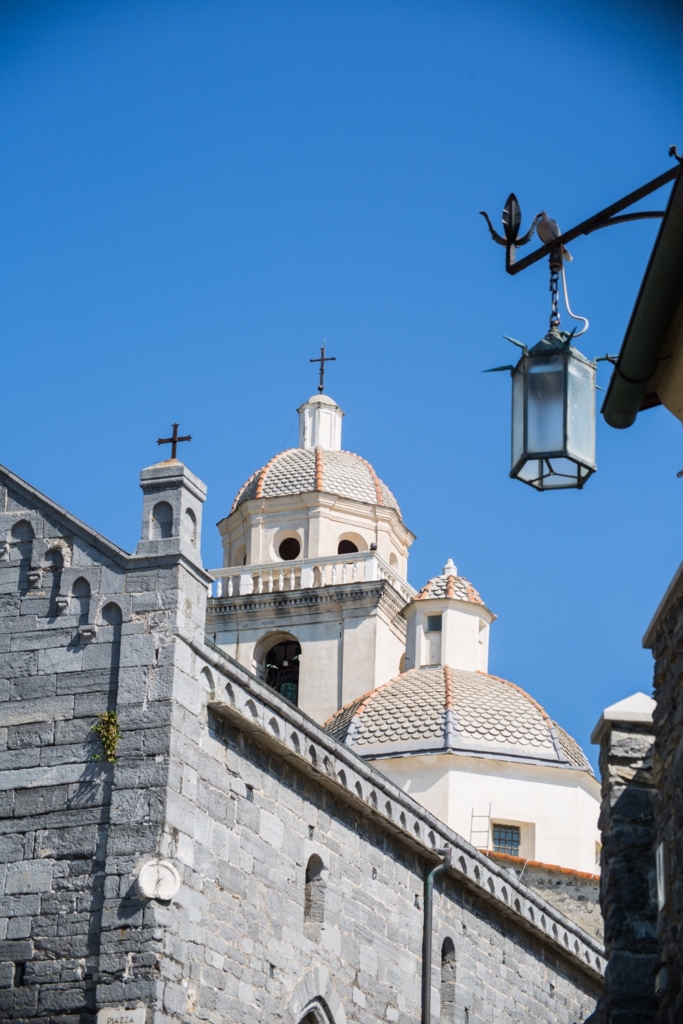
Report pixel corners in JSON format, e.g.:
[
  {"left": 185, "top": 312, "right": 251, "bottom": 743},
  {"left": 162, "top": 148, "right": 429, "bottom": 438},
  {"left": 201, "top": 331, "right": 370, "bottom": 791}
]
[
  {"left": 231, "top": 447, "right": 401, "bottom": 515},
  {"left": 414, "top": 559, "right": 487, "bottom": 607},
  {"left": 325, "top": 665, "right": 592, "bottom": 773}
]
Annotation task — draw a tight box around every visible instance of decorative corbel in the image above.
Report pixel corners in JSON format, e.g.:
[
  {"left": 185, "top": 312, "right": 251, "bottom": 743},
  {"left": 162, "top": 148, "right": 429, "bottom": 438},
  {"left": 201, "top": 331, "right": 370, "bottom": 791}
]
[
  {"left": 27, "top": 567, "right": 42, "bottom": 589},
  {"left": 77, "top": 624, "right": 98, "bottom": 644}
]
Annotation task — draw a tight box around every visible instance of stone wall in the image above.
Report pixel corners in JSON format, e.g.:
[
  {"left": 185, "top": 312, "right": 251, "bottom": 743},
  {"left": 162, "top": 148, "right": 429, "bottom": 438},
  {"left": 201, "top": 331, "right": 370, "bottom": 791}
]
[
  {"left": 0, "top": 462, "right": 211, "bottom": 1023},
  {"left": 169, "top": 646, "right": 604, "bottom": 1024},
  {"left": 649, "top": 589, "right": 683, "bottom": 1024},
  {"left": 587, "top": 698, "right": 657, "bottom": 1024},
  {"left": 487, "top": 853, "right": 602, "bottom": 941}
]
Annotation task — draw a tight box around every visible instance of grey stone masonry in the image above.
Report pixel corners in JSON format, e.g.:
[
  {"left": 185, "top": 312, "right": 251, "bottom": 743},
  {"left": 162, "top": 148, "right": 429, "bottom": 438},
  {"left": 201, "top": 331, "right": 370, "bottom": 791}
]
[
  {"left": 487, "top": 853, "right": 602, "bottom": 942},
  {"left": 588, "top": 695, "right": 657, "bottom": 1024},
  {"left": 167, "top": 642, "right": 603, "bottom": 1024},
  {"left": 645, "top": 580, "right": 683, "bottom": 1024},
  {"left": 0, "top": 456, "right": 603, "bottom": 1024},
  {"left": 0, "top": 459, "right": 210, "bottom": 1024}
]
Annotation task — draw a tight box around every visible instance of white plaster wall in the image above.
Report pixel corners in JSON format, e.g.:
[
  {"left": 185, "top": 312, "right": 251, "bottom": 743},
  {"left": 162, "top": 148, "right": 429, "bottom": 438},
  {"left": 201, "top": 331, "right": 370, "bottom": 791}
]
[
  {"left": 218, "top": 494, "right": 414, "bottom": 573},
  {"left": 405, "top": 600, "right": 492, "bottom": 673},
  {"left": 375, "top": 753, "right": 601, "bottom": 875},
  {"left": 214, "top": 599, "right": 405, "bottom": 726}
]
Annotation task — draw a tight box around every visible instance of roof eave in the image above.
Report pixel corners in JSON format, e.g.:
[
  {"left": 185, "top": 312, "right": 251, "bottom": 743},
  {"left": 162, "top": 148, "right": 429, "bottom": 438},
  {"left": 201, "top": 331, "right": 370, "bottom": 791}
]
[{"left": 602, "top": 165, "right": 683, "bottom": 429}]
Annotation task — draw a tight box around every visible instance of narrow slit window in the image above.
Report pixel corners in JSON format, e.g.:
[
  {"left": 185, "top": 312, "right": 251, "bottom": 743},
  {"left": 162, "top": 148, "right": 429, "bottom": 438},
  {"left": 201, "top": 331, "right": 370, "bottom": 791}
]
[{"left": 492, "top": 824, "right": 520, "bottom": 857}]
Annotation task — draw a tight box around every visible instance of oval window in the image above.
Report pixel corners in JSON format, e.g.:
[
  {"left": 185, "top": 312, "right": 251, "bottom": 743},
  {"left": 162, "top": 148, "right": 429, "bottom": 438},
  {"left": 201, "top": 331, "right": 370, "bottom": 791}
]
[{"left": 279, "top": 537, "right": 301, "bottom": 561}]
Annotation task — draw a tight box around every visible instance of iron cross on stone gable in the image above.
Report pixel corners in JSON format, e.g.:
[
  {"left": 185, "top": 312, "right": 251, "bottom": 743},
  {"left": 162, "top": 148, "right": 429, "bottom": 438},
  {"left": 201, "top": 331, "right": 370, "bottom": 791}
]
[
  {"left": 310, "top": 342, "right": 336, "bottom": 393},
  {"left": 157, "top": 423, "right": 192, "bottom": 459}
]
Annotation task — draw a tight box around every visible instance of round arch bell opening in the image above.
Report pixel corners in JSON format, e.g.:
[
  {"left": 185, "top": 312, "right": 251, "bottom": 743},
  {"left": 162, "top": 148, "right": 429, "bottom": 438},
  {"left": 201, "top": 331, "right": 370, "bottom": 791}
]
[{"left": 510, "top": 327, "right": 597, "bottom": 491}]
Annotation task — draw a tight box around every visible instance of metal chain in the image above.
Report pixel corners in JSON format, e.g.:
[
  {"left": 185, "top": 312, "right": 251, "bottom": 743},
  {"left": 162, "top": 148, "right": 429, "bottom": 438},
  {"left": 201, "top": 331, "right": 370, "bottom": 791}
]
[{"left": 549, "top": 254, "right": 561, "bottom": 328}]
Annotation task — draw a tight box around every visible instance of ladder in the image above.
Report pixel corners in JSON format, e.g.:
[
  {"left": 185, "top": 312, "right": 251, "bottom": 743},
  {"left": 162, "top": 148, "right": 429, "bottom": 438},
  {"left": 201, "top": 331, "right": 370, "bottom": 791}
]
[{"left": 470, "top": 804, "right": 492, "bottom": 853}]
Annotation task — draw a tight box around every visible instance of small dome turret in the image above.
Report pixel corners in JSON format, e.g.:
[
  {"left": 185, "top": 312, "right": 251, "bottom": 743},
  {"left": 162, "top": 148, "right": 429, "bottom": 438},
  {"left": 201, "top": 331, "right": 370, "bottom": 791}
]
[{"left": 403, "top": 559, "right": 495, "bottom": 673}]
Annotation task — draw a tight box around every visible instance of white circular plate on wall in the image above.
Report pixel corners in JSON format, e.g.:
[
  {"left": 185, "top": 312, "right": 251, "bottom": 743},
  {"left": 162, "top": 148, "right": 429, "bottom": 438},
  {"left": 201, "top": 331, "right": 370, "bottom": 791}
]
[{"left": 136, "top": 859, "right": 181, "bottom": 900}]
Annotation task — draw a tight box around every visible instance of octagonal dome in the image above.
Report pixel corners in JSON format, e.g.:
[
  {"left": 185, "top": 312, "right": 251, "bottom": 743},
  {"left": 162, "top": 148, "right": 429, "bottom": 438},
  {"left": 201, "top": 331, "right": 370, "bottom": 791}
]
[
  {"left": 325, "top": 665, "right": 592, "bottom": 773},
  {"left": 231, "top": 447, "right": 401, "bottom": 515},
  {"left": 414, "top": 559, "right": 487, "bottom": 607}
]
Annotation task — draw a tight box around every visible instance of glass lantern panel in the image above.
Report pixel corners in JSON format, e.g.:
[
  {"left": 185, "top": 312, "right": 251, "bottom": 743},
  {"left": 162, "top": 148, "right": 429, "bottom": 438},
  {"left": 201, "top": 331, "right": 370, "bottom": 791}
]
[
  {"left": 526, "top": 354, "right": 566, "bottom": 456},
  {"left": 540, "top": 457, "right": 581, "bottom": 488},
  {"left": 567, "top": 356, "right": 596, "bottom": 467},
  {"left": 511, "top": 367, "right": 525, "bottom": 469},
  {"left": 515, "top": 458, "right": 542, "bottom": 485}
]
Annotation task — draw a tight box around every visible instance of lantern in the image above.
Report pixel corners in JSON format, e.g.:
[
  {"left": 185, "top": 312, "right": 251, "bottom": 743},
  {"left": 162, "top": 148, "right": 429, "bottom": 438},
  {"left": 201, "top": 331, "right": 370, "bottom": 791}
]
[{"left": 510, "top": 327, "right": 596, "bottom": 490}]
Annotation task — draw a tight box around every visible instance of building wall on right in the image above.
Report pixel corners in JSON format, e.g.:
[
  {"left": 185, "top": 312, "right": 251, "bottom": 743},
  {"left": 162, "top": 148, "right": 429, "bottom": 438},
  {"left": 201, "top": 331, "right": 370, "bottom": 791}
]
[{"left": 648, "top": 588, "right": 683, "bottom": 1023}]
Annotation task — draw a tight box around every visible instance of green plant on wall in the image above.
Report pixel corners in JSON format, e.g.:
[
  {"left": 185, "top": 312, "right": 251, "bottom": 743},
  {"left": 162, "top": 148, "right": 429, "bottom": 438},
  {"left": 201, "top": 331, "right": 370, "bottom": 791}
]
[{"left": 92, "top": 710, "right": 121, "bottom": 763}]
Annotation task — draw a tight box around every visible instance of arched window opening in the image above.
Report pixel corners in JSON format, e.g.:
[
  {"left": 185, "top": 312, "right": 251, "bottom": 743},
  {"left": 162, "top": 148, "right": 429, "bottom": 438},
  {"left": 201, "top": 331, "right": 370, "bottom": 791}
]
[
  {"left": 183, "top": 507, "right": 197, "bottom": 545},
  {"left": 72, "top": 577, "right": 91, "bottom": 626},
  {"left": 151, "top": 501, "right": 173, "bottom": 540},
  {"left": 11, "top": 520, "right": 34, "bottom": 592},
  {"left": 304, "top": 855, "right": 325, "bottom": 933},
  {"left": 101, "top": 602, "right": 123, "bottom": 706},
  {"left": 265, "top": 640, "right": 301, "bottom": 704},
  {"left": 298, "top": 1005, "right": 334, "bottom": 1024},
  {"left": 440, "top": 937, "right": 456, "bottom": 1022},
  {"left": 11, "top": 520, "right": 34, "bottom": 544},
  {"left": 279, "top": 536, "right": 301, "bottom": 561},
  {"left": 45, "top": 550, "right": 64, "bottom": 616},
  {"left": 337, "top": 539, "right": 358, "bottom": 555}
]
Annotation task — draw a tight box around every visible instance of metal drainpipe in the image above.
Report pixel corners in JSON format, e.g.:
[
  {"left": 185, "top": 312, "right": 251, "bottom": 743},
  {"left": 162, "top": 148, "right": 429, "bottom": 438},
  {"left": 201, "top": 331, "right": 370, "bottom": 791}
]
[{"left": 421, "top": 846, "right": 452, "bottom": 1024}]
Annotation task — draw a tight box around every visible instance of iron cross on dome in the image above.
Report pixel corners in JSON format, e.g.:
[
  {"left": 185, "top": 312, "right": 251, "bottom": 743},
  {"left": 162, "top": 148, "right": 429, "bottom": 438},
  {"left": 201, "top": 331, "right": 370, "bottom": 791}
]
[
  {"left": 157, "top": 423, "right": 192, "bottom": 459},
  {"left": 310, "top": 341, "right": 336, "bottom": 393}
]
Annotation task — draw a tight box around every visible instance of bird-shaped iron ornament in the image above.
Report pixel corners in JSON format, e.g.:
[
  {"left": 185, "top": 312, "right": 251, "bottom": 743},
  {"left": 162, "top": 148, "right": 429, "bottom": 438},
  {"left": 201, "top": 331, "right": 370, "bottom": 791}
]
[{"left": 536, "top": 212, "right": 572, "bottom": 261}]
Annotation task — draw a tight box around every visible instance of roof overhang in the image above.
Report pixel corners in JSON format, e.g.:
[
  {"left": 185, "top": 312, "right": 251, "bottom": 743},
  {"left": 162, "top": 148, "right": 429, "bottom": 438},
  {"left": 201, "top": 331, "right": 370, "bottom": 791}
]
[{"left": 602, "top": 165, "right": 683, "bottom": 429}]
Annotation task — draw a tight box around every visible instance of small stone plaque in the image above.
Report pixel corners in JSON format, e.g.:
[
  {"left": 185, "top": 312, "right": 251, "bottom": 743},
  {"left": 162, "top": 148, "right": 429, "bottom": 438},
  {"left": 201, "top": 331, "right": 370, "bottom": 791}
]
[{"left": 97, "top": 1009, "right": 146, "bottom": 1024}]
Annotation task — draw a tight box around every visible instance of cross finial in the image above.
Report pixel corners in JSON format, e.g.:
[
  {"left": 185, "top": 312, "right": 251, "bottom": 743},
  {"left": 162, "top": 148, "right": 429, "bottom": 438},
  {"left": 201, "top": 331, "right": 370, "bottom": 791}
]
[
  {"left": 310, "top": 340, "right": 336, "bottom": 393},
  {"left": 157, "top": 423, "right": 192, "bottom": 460}
]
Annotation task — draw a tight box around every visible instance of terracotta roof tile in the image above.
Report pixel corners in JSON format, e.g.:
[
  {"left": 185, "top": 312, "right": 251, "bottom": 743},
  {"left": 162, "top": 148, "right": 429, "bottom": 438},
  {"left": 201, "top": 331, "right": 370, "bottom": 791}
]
[
  {"left": 230, "top": 448, "right": 401, "bottom": 515},
  {"left": 325, "top": 664, "right": 594, "bottom": 775}
]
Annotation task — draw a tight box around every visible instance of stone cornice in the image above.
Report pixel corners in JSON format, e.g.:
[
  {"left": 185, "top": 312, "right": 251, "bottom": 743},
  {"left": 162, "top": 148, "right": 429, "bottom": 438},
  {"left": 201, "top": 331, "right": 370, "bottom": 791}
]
[
  {"left": 189, "top": 636, "right": 605, "bottom": 983},
  {"left": 207, "top": 578, "right": 408, "bottom": 621}
]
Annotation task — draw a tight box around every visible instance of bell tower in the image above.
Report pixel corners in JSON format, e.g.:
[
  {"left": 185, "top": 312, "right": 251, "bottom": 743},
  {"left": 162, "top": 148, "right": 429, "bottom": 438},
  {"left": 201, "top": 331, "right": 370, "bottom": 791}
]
[{"left": 208, "top": 393, "right": 415, "bottom": 725}]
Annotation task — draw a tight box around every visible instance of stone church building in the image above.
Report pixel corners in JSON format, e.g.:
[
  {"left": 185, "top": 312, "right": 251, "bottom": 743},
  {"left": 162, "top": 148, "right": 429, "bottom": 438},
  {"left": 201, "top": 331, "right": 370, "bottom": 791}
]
[{"left": 0, "top": 391, "right": 605, "bottom": 1024}]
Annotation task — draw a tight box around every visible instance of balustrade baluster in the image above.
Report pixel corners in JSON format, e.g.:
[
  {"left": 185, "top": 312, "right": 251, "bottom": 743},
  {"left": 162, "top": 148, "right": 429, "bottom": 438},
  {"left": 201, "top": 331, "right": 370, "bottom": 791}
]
[
  {"left": 278, "top": 568, "right": 284, "bottom": 591},
  {"left": 342, "top": 562, "right": 347, "bottom": 583},
  {"left": 352, "top": 562, "right": 358, "bottom": 582}
]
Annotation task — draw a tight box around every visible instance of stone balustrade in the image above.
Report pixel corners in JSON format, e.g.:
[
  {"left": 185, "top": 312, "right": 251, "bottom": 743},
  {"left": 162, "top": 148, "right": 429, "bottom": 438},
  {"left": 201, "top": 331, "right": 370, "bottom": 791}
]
[{"left": 209, "top": 551, "right": 415, "bottom": 604}]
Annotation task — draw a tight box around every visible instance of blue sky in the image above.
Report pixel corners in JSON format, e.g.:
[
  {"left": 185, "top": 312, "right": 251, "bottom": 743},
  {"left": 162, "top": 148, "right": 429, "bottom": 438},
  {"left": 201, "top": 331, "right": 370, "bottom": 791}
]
[{"left": 1, "top": 0, "right": 682, "bottom": 767}]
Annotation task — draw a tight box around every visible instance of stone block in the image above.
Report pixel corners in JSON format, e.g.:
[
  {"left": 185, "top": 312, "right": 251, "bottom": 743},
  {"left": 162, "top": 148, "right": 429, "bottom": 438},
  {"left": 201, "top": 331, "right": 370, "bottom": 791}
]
[
  {"left": 0, "top": 695, "right": 74, "bottom": 728},
  {"left": 4, "top": 860, "right": 53, "bottom": 894},
  {"left": 6, "top": 721, "right": 55, "bottom": 749}
]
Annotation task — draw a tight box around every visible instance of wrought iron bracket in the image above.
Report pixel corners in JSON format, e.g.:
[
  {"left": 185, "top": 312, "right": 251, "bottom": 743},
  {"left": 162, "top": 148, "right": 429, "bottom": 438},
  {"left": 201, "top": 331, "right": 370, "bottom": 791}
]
[{"left": 481, "top": 150, "right": 682, "bottom": 276}]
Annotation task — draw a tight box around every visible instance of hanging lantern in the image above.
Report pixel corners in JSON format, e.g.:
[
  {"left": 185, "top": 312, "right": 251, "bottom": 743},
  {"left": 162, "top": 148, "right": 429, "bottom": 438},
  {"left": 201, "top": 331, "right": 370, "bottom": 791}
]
[{"left": 510, "top": 327, "right": 597, "bottom": 490}]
